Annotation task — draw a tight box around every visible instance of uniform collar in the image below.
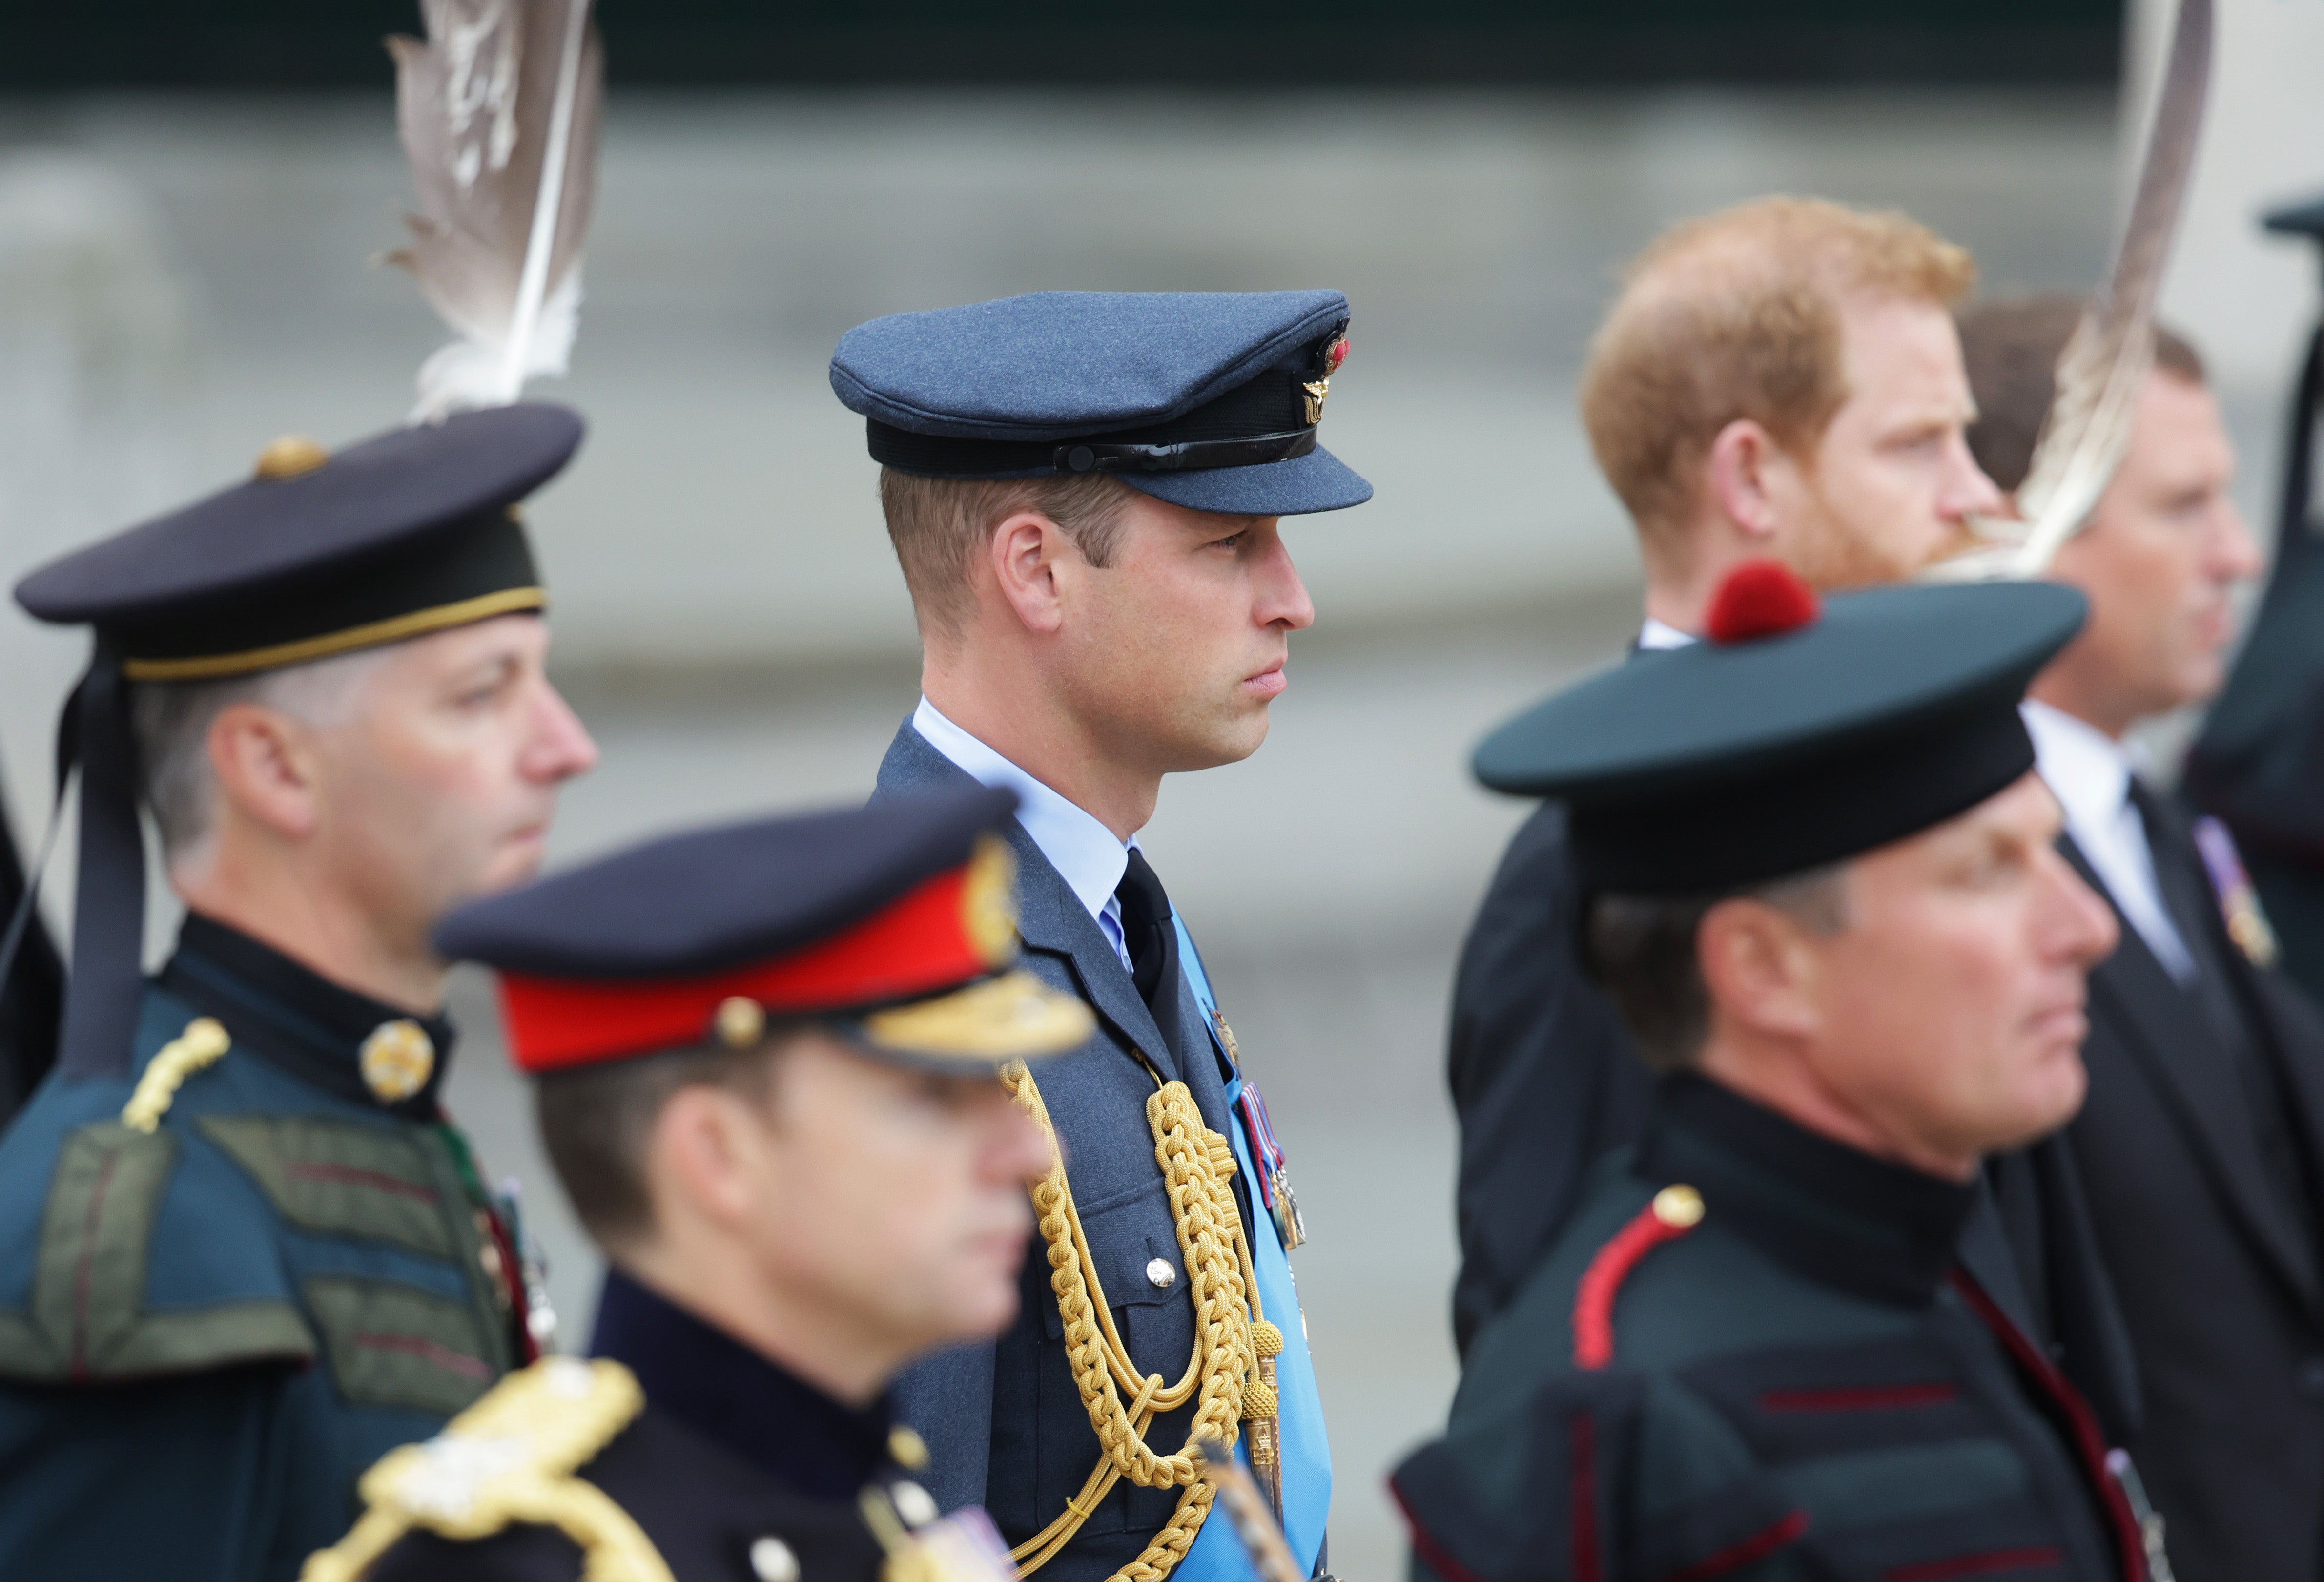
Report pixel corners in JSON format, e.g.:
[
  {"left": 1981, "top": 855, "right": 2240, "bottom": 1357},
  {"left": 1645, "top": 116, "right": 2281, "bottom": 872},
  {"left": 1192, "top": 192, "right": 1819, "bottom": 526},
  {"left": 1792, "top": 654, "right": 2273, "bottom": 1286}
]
[
  {"left": 1639, "top": 1073, "right": 1978, "bottom": 1307},
  {"left": 159, "top": 911, "right": 454, "bottom": 1119},
  {"left": 592, "top": 1266, "right": 894, "bottom": 1500},
  {"left": 910, "top": 695, "right": 1136, "bottom": 930}
]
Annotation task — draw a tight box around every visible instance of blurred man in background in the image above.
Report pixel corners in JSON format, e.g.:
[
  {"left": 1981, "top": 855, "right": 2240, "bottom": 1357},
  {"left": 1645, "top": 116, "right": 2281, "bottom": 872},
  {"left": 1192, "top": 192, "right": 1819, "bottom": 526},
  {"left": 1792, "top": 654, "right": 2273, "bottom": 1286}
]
[
  {"left": 0, "top": 409, "right": 599, "bottom": 1582},
  {"left": 1960, "top": 295, "right": 2324, "bottom": 1582},
  {"left": 1448, "top": 196, "right": 2007, "bottom": 1355}
]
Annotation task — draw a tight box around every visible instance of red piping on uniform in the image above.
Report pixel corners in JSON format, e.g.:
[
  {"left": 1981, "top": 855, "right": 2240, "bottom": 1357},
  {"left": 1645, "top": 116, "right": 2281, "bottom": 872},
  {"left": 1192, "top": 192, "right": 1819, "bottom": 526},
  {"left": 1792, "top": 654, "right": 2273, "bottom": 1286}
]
[
  {"left": 1655, "top": 1509, "right": 1810, "bottom": 1582},
  {"left": 1571, "top": 1414, "right": 1603, "bottom": 1582},
  {"left": 1948, "top": 1270, "right": 2145, "bottom": 1582},
  {"left": 284, "top": 1162, "right": 438, "bottom": 1203},
  {"left": 69, "top": 1149, "right": 122, "bottom": 1381},
  {"left": 1574, "top": 1200, "right": 1700, "bottom": 1369},
  {"left": 352, "top": 1331, "right": 492, "bottom": 1381},
  {"left": 1886, "top": 1546, "right": 2064, "bottom": 1582},
  {"left": 1385, "top": 1478, "right": 1495, "bottom": 1582},
  {"left": 1761, "top": 1382, "right": 1957, "bottom": 1413}
]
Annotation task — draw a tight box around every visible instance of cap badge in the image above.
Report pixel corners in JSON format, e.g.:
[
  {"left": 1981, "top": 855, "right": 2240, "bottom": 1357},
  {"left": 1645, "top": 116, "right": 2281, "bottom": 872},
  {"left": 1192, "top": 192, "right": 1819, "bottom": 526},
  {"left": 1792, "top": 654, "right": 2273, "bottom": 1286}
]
[
  {"left": 360, "top": 1019, "right": 436, "bottom": 1103},
  {"left": 962, "top": 834, "right": 1019, "bottom": 967},
  {"left": 253, "top": 434, "right": 330, "bottom": 481},
  {"left": 715, "top": 996, "right": 768, "bottom": 1049},
  {"left": 1706, "top": 559, "right": 1820, "bottom": 644}
]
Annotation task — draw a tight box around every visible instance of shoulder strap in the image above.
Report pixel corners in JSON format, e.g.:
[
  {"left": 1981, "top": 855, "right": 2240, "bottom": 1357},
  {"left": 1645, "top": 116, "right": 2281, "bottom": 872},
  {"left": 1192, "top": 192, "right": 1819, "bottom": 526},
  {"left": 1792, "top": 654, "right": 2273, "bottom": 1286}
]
[{"left": 302, "top": 1356, "right": 673, "bottom": 1582}]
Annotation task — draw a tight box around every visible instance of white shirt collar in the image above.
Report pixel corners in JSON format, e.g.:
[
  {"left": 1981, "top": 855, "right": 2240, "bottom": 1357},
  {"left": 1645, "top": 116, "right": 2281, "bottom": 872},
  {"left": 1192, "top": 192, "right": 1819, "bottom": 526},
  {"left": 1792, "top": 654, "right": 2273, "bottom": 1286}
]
[
  {"left": 909, "top": 697, "right": 1134, "bottom": 929},
  {"left": 1638, "top": 616, "right": 1696, "bottom": 651},
  {"left": 2020, "top": 699, "right": 2133, "bottom": 838}
]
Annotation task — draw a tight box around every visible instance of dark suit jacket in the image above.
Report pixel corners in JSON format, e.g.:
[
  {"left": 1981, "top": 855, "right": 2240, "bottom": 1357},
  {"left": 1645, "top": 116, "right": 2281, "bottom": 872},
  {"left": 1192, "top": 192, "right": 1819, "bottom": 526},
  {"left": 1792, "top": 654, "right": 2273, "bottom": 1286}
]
[
  {"left": 873, "top": 722, "right": 1251, "bottom": 1582},
  {"left": 2061, "top": 812, "right": 2324, "bottom": 1582},
  {"left": 1445, "top": 798, "right": 2143, "bottom": 1440}
]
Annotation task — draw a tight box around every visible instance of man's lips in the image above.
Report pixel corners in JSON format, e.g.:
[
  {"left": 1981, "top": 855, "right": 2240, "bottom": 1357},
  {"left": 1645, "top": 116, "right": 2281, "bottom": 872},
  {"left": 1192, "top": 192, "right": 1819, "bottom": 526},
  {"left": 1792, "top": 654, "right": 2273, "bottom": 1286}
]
[{"left": 1244, "top": 659, "right": 1287, "bottom": 699}]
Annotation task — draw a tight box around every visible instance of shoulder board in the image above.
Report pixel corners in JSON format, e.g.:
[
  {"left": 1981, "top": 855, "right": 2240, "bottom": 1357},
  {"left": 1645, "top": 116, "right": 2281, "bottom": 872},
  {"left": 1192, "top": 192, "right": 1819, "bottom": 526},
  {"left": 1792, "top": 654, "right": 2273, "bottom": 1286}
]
[
  {"left": 0, "top": 1106, "right": 313, "bottom": 1384},
  {"left": 302, "top": 1356, "right": 675, "bottom": 1582},
  {"left": 1573, "top": 1183, "right": 1704, "bottom": 1369}
]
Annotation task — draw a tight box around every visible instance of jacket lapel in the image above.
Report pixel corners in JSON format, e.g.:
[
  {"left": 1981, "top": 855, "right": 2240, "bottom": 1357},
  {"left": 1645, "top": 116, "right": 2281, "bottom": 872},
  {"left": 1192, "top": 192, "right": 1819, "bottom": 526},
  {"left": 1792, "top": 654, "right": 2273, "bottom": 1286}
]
[
  {"left": 872, "top": 719, "right": 1180, "bottom": 1082},
  {"left": 2063, "top": 836, "right": 2322, "bottom": 1308}
]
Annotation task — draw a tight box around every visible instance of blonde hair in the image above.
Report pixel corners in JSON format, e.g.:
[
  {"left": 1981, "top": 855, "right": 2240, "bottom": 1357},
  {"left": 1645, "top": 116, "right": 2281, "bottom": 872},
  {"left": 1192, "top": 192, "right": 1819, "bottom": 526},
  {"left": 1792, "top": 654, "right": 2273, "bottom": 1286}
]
[
  {"left": 878, "top": 469, "right": 1137, "bottom": 642},
  {"left": 1580, "top": 197, "right": 1977, "bottom": 553}
]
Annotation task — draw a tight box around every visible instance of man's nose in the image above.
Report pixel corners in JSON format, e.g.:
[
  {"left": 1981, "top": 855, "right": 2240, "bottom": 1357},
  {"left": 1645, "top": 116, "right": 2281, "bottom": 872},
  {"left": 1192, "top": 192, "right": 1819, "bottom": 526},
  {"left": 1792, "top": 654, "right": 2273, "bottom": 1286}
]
[
  {"left": 2044, "top": 855, "right": 2120, "bottom": 967},
  {"left": 993, "top": 1102, "right": 1051, "bottom": 1184},
  {"left": 1941, "top": 436, "right": 2007, "bottom": 522},
  {"left": 1259, "top": 539, "right": 1316, "bottom": 633},
  {"left": 2208, "top": 499, "right": 2263, "bottom": 585},
  {"left": 524, "top": 681, "right": 600, "bottom": 783}
]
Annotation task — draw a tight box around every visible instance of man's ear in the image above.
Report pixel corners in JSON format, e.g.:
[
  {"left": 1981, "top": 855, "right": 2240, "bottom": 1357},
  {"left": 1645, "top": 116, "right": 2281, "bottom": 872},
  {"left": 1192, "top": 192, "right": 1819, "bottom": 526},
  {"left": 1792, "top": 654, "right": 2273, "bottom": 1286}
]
[
  {"left": 1703, "top": 419, "right": 1790, "bottom": 542},
  {"left": 979, "top": 509, "right": 1078, "bottom": 637},
  {"left": 648, "top": 1085, "right": 768, "bottom": 1234},
  {"left": 1696, "top": 896, "right": 1824, "bottom": 1042},
  {"left": 205, "top": 702, "right": 324, "bottom": 842}
]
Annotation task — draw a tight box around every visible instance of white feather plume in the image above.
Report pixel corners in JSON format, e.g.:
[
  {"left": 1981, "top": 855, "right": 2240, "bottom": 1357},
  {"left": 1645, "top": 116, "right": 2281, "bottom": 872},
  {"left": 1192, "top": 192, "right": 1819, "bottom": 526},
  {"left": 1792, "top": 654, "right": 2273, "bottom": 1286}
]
[
  {"left": 386, "top": 0, "right": 603, "bottom": 422},
  {"left": 1924, "top": 0, "right": 2210, "bottom": 583}
]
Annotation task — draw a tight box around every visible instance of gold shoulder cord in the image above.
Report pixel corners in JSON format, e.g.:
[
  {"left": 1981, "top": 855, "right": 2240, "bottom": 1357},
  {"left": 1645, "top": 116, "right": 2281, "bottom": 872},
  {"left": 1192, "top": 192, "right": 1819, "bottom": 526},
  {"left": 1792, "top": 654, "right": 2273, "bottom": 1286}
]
[
  {"left": 120, "top": 1018, "right": 232, "bottom": 1132},
  {"left": 1000, "top": 1061, "right": 1285, "bottom": 1582},
  {"left": 301, "top": 1357, "right": 673, "bottom": 1582}
]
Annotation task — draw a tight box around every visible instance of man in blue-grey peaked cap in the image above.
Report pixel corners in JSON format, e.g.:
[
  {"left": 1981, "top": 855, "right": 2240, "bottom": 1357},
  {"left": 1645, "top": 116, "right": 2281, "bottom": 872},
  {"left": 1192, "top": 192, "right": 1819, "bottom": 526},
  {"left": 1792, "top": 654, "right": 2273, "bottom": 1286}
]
[{"left": 830, "top": 290, "right": 1364, "bottom": 1582}]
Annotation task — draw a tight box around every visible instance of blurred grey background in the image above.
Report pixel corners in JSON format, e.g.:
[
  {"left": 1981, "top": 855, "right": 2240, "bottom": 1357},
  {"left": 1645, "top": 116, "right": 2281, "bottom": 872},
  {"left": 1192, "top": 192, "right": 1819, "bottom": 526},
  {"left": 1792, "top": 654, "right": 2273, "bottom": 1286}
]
[{"left": 2, "top": 0, "right": 2319, "bottom": 1572}]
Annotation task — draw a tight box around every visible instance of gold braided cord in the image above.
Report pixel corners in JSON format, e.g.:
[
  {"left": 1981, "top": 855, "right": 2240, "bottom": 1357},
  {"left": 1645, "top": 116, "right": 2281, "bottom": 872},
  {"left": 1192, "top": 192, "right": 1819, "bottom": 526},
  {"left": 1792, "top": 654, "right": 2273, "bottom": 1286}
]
[
  {"left": 121, "top": 1018, "right": 232, "bottom": 1133},
  {"left": 999, "top": 1062, "right": 1281, "bottom": 1582},
  {"left": 300, "top": 1357, "right": 673, "bottom": 1582}
]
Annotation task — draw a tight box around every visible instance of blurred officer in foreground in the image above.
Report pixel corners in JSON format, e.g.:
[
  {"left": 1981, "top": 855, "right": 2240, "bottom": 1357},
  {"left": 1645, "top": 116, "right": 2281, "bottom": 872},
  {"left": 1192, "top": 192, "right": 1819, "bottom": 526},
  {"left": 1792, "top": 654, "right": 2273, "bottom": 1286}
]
[
  {"left": 309, "top": 788, "right": 1091, "bottom": 1582},
  {"left": 0, "top": 408, "right": 600, "bottom": 1581},
  {"left": 832, "top": 290, "right": 1362, "bottom": 1582},
  {"left": 0, "top": 769, "right": 64, "bottom": 1126},
  {"left": 1398, "top": 567, "right": 2144, "bottom": 1582},
  {"left": 1962, "top": 295, "right": 2324, "bottom": 1582},
  {"left": 1448, "top": 197, "right": 2009, "bottom": 1354}
]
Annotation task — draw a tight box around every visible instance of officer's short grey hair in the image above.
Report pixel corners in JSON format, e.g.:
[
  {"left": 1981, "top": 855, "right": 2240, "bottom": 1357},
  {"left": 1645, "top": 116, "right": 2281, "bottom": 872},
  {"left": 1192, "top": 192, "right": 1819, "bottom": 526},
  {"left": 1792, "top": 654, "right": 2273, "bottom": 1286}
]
[
  {"left": 130, "top": 646, "right": 387, "bottom": 862},
  {"left": 1588, "top": 864, "right": 1850, "bottom": 1074}
]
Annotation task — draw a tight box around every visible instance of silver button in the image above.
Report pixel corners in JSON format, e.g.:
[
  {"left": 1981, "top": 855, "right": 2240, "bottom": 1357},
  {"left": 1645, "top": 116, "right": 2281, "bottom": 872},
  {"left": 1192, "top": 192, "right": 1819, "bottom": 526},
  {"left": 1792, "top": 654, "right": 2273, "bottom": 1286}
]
[
  {"left": 1146, "top": 1258, "right": 1176, "bottom": 1290},
  {"left": 892, "top": 1479, "right": 940, "bottom": 1527},
  {"left": 750, "top": 1536, "right": 800, "bottom": 1582}
]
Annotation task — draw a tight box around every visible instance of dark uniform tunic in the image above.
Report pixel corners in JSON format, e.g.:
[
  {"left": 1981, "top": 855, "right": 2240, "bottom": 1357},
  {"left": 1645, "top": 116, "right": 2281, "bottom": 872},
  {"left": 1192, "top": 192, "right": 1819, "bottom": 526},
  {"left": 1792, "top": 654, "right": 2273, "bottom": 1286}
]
[
  {"left": 0, "top": 915, "right": 525, "bottom": 1582},
  {"left": 366, "top": 1269, "right": 935, "bottom": 1582},
  {"left": 1396, "top": 1077, "right": 2143, "bottom": 1582}
]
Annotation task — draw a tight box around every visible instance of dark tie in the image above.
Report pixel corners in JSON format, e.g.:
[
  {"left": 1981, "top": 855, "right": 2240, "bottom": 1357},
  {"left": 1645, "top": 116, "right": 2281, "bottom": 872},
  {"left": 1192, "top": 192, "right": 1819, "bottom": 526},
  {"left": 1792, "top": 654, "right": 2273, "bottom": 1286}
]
[
  {"left": 1115, "top": 849, "right": 1186, "bottom": 1053},
  {"left": 2128, "top": 778, "right": 2320, "bottom": 1252}
]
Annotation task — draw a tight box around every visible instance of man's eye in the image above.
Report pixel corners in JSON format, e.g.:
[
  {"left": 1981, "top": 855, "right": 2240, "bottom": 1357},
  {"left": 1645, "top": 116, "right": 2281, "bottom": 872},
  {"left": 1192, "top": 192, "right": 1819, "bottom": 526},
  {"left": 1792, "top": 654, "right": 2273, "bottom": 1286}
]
[{"left": 1212, "top": 533, "right": 1244, "bottom": 551}]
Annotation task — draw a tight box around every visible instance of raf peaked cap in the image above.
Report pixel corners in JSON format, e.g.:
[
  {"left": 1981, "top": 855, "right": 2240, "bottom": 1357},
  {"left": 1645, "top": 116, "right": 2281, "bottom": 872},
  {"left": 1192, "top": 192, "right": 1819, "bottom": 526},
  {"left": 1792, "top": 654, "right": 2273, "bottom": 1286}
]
[
  {"left": 1473, "top": 563, "right": 2087, "bottom": 895},
  {"left": 18, "top": 403, "right": 582, "bottom": 1086},
  {"left": 17, "top": 403, "right": 580, "bottom": 680},
  {"left": 829, "top": 289, "right": 1373, "bottom": 517},
  {"left": 433, "top": 786, "right": 1096, "bottom": 1075}
]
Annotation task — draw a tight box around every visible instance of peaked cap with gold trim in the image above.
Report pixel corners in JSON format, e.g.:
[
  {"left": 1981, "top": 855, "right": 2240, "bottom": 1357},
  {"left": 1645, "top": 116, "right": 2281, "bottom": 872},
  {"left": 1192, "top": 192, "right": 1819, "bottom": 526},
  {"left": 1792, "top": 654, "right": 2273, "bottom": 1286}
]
[
  {"left": 14, "top": 403, "right": 582, "bottom": 1085},
  {"left": 432, "top": 787, "right": 1095, "bottom": 1074}
]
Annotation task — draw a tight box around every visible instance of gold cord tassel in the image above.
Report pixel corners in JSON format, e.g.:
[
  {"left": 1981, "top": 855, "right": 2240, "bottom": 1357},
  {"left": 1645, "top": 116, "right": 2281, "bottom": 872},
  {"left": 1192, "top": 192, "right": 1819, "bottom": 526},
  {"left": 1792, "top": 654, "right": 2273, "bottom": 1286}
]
[{"left": 1000, "top": 1062, "right": 1282, "bottom": 1582}]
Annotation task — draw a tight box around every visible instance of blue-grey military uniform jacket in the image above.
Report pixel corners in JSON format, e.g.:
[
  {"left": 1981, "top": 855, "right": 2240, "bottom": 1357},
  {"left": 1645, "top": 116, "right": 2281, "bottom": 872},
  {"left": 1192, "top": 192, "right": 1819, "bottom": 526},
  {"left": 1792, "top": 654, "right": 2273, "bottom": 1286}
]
[
  {"left": 0, "top": 914, "right": 527, "bottom": 1581},
  {"left": 873, "top": 722, "right": 1324, "bottom": 1582}
]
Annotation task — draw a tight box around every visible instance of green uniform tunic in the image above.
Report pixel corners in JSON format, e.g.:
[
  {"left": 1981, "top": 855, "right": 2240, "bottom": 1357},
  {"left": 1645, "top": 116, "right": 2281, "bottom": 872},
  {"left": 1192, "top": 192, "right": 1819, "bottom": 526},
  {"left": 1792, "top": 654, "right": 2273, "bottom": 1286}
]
[
  {"left": 0, "top": 915, "right": 527, "bottom": 1582},
  {"left": 1395, "top": 1076, "right": 2144, "bottom": 1582}
]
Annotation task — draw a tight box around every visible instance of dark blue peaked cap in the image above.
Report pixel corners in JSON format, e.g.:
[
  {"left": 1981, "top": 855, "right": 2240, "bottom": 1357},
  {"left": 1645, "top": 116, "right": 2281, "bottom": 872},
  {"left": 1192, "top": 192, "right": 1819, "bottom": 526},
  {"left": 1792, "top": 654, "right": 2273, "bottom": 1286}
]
[
  {"left": 1473, "top": 579, "right": 2087, "bottom": 896},
  {"left": 829, "top": 289, "right": 1373, "bottom": 517},
  {"left": 433, "top": 787, "right": 1095, "bottom": 1075},
  {"left": 11, "top": 403, "right": 583, "bottom": 1084}
]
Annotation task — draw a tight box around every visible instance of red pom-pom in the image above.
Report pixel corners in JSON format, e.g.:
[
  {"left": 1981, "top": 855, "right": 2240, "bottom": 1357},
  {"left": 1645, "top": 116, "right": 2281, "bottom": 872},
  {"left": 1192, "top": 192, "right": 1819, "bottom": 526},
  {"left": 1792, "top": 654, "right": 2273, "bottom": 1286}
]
[
  {"left": 1325, "top": 337, "right": 1350, "bottom": 373},
  {"left": 1706, "top": 559, "right": 1820, "bottom": 644}
]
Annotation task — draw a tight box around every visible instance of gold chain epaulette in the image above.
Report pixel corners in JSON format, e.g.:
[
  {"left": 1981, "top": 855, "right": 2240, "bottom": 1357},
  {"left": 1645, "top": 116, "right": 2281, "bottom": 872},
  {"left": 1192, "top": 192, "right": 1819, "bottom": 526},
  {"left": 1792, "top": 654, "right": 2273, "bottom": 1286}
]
[
  {"left": 120, "top": 1018, "right": 231, "bottom": 1133},
  {"left": 998, "top": 1061, "right": 1281, "bottom": 1582},
  {"left": 300, "top": 1357, "right": 672, "bottom": 1582}
]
